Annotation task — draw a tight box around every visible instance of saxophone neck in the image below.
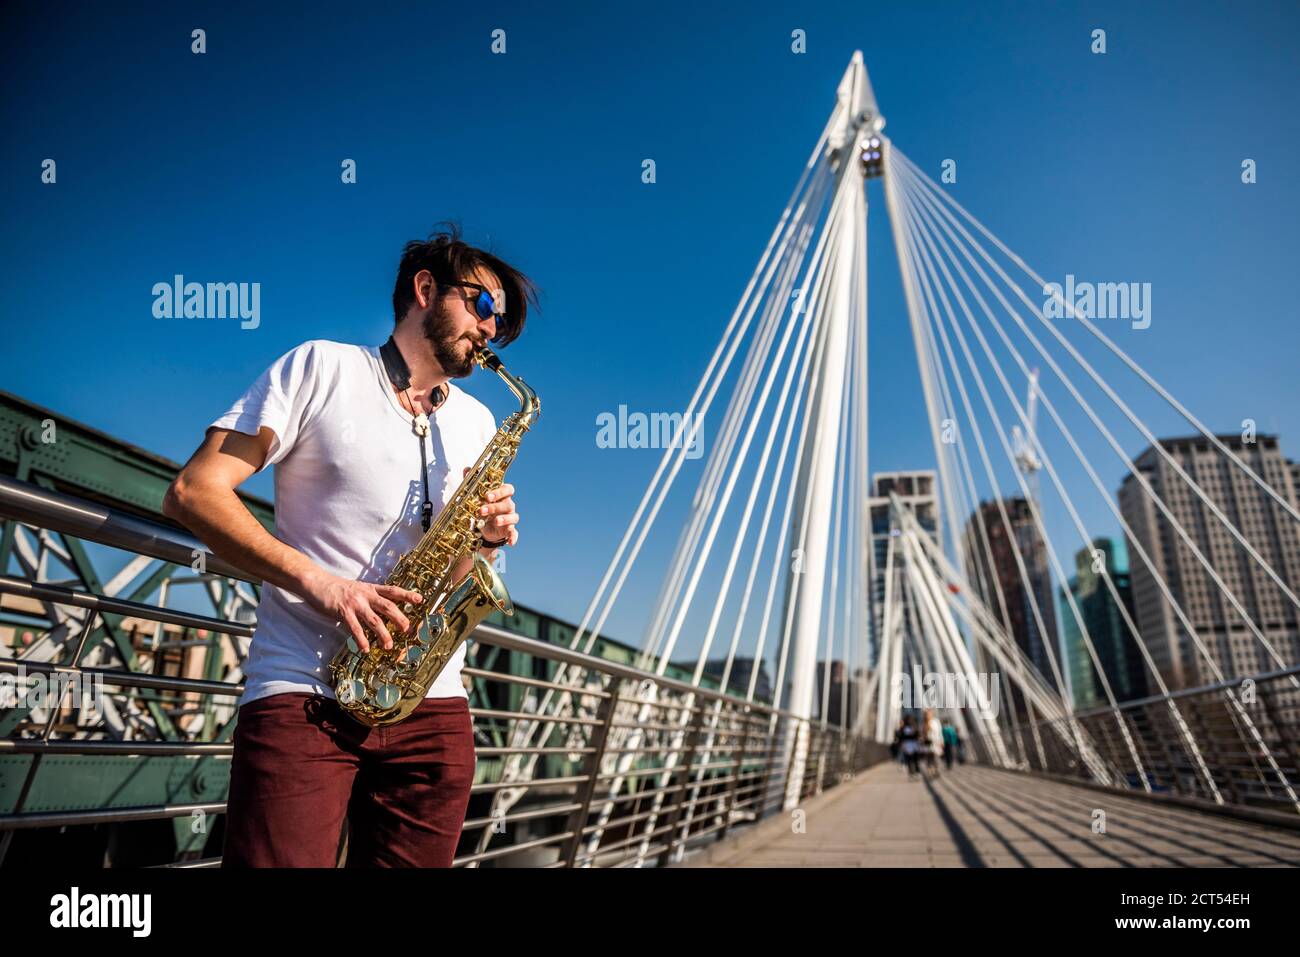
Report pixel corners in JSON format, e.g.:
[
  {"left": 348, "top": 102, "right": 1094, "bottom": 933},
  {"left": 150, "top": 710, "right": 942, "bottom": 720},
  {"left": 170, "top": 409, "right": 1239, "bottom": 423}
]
[{"left": 474, "top": 346, "right": 540, "bottom": 428}]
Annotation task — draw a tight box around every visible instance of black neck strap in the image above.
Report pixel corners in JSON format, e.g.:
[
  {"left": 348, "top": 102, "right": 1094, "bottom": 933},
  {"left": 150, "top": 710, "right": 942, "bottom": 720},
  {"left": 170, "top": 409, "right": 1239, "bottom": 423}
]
[
  {"left": 380, "top": 335, "right": 445, "bottom": 532},
  {"left": 379, "top": 335, "right": 446, "bottom": 407}
]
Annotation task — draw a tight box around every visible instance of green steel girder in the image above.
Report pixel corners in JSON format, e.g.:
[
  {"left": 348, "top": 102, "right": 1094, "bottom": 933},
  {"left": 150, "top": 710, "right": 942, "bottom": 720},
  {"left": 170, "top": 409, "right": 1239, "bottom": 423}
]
[
  {"left": 0, "top": 754, "right": 230, "bottom": 814},
  {"left": 0, "top": 388, "right": 274, "bottom": 530}
]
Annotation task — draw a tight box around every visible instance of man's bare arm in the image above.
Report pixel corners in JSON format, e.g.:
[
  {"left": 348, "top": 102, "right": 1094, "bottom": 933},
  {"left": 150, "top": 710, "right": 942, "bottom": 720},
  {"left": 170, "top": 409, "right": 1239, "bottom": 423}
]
[
  {"left": 162, "top": 427, "right": 421, "bottom": 653},
  {"left": 163, "top": 427, "right": 312, "bottom": 596}
]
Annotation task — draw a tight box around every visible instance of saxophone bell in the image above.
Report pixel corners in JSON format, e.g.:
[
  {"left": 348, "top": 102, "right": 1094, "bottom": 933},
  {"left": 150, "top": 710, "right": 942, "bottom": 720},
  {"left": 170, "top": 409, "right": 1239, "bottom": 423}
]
[{"left": 445, "top": 551, "right": 514, "bottom": 630}]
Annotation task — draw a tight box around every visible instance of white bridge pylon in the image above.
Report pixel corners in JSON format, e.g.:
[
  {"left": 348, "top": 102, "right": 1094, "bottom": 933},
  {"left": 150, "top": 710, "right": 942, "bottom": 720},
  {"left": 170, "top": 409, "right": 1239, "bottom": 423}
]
[
  {"left": 472, "top": 52, "right": 1300, "bottom": 865},
  {"left": 780, "top": 51, "right": 876, "bottom": 811}
]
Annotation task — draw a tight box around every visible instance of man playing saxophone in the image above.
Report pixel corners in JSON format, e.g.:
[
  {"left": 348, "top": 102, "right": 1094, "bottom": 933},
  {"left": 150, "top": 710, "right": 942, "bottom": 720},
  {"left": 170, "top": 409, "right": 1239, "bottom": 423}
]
[{"left": 163, "top": 223, "right": 537, "bottom": 867}]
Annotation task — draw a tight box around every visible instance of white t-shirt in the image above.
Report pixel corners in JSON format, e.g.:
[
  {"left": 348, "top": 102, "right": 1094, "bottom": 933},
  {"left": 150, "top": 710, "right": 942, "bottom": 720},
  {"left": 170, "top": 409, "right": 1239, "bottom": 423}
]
[{"left": 208, "top": 338, "right": 497, "bottom": 707}]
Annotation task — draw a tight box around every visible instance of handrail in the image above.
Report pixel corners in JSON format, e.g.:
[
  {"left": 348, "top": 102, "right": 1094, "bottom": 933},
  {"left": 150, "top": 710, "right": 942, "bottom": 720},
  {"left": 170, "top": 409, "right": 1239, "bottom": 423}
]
[
  {"left": 0, "top": 474, "right": 256, "bottom": 583},
  {"left": 0, "top": 574, "right": 255, "bottom": 637},
  {"left": 0, "top": 658, "right": 244, "bottom": 697},
  {"left": 973, "top": 669, "right": 1300, "bottom": 817},
  {"left": 1067, "top": 663, "right": 1300, "bottom": 720}
]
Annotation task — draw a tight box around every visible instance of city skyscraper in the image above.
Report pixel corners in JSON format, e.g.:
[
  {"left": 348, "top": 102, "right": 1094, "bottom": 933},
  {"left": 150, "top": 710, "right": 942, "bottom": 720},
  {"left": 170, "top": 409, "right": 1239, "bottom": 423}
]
[
  {"left": 868, "top": 471, "right": 939, "bottom": 670},
  {"left": 1118, "top": 434, "right": 1300, "bottom": 690},
  {"left": 962, "top": 497, "right": 1061, "bottom": 695},
  {"left": 1060, "top": 537, "right": 1147, "bottom": 710}
]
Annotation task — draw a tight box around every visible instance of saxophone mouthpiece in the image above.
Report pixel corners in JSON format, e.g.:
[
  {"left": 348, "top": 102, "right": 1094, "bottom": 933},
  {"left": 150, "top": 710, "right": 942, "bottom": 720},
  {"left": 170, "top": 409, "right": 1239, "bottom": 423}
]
[{"left": 473, "top": 346, "right": 502, "bottom": 372}]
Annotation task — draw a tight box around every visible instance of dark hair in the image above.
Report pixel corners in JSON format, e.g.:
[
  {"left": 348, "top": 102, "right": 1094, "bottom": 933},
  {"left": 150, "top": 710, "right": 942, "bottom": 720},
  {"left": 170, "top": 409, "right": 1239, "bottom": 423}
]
[{"left": 392, "top": 220, "right": 538, "bottom": 347}]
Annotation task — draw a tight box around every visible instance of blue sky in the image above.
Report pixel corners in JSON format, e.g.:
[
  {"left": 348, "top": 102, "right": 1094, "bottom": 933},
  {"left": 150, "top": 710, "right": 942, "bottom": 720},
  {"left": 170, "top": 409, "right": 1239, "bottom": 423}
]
[{"left": 2, "top": 1, "right": 1297, "bottom": 654}]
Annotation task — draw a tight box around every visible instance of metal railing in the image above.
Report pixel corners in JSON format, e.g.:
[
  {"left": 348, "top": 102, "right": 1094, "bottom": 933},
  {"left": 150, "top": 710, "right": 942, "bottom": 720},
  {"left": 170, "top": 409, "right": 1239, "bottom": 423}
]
[
  {"left": 972, "top": 667, "right": 1300, "bottom": 818},
  {"left": 0, "top": 475, "right": 888, "bottom": 866}
]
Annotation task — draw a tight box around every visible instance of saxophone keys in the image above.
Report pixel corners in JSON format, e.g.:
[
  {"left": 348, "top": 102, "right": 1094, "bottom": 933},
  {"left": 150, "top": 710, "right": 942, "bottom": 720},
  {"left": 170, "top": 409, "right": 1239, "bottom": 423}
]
[
  {"left": 405, "top": 645, "right": 424, "bottom": 666},
  {"left": 374, "top": 683, "right": 400, "bottom": 710},
  {"left": 420, "top": 612, "right": 446, "bottom": 645},
  {"left": 336, "top": 678, "right": 365, "bottom": 706},
  {"left": 346, "top": 634, "right": 384, "bottom": 657}
]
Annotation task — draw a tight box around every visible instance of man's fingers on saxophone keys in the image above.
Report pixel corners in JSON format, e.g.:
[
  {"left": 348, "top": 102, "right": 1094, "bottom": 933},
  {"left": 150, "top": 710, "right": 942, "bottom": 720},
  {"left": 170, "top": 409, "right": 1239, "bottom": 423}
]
[
  {"left": 355, "top": 603, "right": 392, "bottom": 650},
  {"left": 477, "top": 499, "right": 515, "bottom": 519},
  {"left": 341, "top": 607, "right": 370, "bottom": 655},
  {"left": 371, "top": 595, "right": 411, "bottom": 636},
  {"left": 478, "top": 487, "right": 517, "bottom": 543},
  {"left": 485, "top": 512, "right": 519, "bottom": 535},
  {"left": 459, "top": 471, "right": 519, "bottom": 546},
  {"left": 478, "top": 483, "right": 514, "bottom": 505},
  {"left": 377, "top": 585, "right": 423, "bottom": 608}
]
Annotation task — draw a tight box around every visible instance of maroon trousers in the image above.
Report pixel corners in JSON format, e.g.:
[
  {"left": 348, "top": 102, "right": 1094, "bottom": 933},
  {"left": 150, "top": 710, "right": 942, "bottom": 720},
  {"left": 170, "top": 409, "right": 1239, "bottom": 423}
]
[{"left": 221, "top": 692, "right": 476, "bottom": 867}]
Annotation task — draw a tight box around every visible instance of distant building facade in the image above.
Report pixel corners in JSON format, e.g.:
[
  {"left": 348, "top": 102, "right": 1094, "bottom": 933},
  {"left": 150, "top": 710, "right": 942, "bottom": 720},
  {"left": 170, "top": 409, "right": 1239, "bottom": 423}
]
[
  {"left": 962, "top": 497, "right": 1061, "bottom": 694},
  {"left": 702, "top": 656, "right": 773, "bottom": 704},
  {"left": 1060, "top": 537, "right": 1147, "bottom": 710},
  {"left": 1118, "top": 434, "right": 1300, "bottom": 689},
  {"left": 868, "top": 471, "right": 939, "bottom": 670}
]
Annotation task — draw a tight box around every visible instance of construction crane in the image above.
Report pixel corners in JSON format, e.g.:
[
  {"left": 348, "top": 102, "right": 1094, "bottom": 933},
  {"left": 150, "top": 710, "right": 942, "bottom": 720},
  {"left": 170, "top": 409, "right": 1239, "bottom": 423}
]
[{"left": 1011, "top": 368, "right": 1042, "bottom": 503}]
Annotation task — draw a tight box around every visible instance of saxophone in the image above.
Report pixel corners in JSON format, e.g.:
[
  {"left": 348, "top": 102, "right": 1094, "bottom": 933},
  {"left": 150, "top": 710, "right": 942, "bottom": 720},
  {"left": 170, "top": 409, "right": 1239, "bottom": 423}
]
[{"left": 328, "top": 346, "right": 539, "bottom": 727}]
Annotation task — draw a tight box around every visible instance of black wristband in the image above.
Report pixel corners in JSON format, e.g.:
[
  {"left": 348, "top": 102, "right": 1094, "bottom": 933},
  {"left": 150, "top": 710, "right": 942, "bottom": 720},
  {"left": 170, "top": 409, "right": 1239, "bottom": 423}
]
[{"left": 480, "top": 532, "right": 509, "bottom": 549}]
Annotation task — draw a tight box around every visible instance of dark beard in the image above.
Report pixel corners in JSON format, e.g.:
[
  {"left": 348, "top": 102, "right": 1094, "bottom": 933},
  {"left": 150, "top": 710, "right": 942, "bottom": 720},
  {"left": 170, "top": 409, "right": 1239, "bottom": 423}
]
[{"left": 420, "top": 302, "right": 476, "bottom": 378}]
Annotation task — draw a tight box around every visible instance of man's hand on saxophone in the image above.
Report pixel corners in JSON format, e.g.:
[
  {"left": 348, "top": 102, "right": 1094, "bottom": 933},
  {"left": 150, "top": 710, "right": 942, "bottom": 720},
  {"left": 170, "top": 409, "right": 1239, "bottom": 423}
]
[
  {"left": 448, "top": 469, "right": 520, "bottom": 585},
  {"left": 299, "top": 570, "right": 424, "bottom": 655},
  {"left": 469, "top": 468, "right": 520, "bottom": 549},
  {"left": 313, "top": 470, "right": 520, "bottom": 658}
]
